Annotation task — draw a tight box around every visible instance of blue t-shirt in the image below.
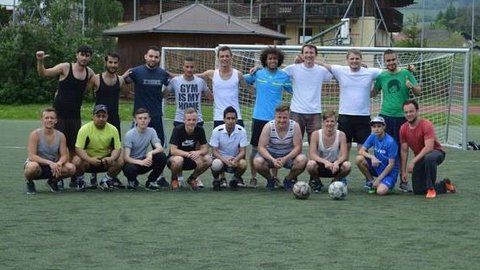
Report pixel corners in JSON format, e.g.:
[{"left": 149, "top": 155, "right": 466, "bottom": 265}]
[
  {"left": 129, "top": 65, "right": 169, "bottom": 117},
  {"left": 245, "top": 68, "right": 292, "bottom": 121},
  {"left": 362, "top": 133, "right": 399, "bottom": 175}
]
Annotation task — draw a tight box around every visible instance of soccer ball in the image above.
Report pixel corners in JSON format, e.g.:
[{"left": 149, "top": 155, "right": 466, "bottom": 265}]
[
  {"left": 328, "top": 181, "right": 347, "bottom": 200},
  {"left": 292, "top": 181, "right": 311, "bottom": 200}
]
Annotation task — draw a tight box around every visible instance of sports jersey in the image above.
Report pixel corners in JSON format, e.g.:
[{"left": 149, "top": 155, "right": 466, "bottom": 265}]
[
  {"left": 167, "top": 75, "right": 208, "bottom": 123},
  {"left": 283, "top": 63, "right": 332, "bottom": 114},
  {"left": 75, "top": 122, "right": 121, "bottom": 158},
  {"left": 245, "top": 68, "right": 292, "bottom": 121},
  {"left": 374, "top": 69, "right": 418, "bottom": 117},
  {"left": 331, "top": 65, "right": 382, "bottom": 116},
  {"left": 212, "top": 69, "right": 242, "bottom": 121},
  {"left": 363, "top": 133, "right": 400, "bottom": 175},
  {"left": 124, "top": 127, "right": 160, "bottom": 160},
  {"left": 209, "top": 124, "right": 248, "bottom": 157}
]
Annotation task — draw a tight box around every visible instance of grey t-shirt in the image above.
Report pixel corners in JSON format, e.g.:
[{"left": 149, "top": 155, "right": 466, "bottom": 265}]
[{"left": 124, "top": 127, "right": 160, "bottom": 159}]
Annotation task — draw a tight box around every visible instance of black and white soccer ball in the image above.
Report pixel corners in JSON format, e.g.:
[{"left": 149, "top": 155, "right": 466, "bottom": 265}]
[
  {"left": 292, "top": 181, "right": 311, "bottom": 200},
  {"left": 328, "top": 181, "right": 347, "bottom": 200}
]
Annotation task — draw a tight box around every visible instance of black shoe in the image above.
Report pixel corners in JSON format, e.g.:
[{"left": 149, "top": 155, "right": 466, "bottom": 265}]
[
  {"left": 212, "top": 179, "right": 221, "bottom": 191},
  {"left": 111, "top": 177, "right": 125, "bottom": 189},
  {"left": 26, "top": 181, "right": 36, "bottom": 195},
  {"left": 229, "top": 179, "right": 239, "bottom": 191},
  {"left": 57, "top": 179, "right": 65, "bottom": 191},
  {"left": 127, "top": 180, "right": 137, "bottom": 190},
  {"left": 89, "top": 174, "right": 98, "bottom": 189},
  {"left": 145, "top": 180, "right": 160, "bottom": 191},
  {"left": 309, "top": 179, "right": 323, "bottom": 193},
  {"left": 156, "top": 176, "right": 170, "bottom": 188},
  {"left": 77, "top": 178, "right": 86, "bottom": 192},
  {"left": 46, "top": 179, "right": 60, "bottom": 193},
  {"left": 69, "top": 177, "right": 78, "bottom": 188}
]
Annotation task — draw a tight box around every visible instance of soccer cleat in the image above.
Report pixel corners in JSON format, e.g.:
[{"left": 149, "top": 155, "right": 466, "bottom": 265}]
[
  {"left": 235, "top": 176, "right": 245, "bottom": 187},
  {"left": 171, "top": 179, "right": 180, "bottom": 191},
  {"left": 426, "top": 188, "right": 436, "bottom": 199},
  {"left": 145, "top": 180, "right": 160, "bottom": 191},
  {"left": 46, "top": 179, "right": 60, "bottom": 193},
  {"left": 368, "top": 187, "right": 376, "bottom": 194},
  {"left": 99, "top": 180, "right": 111, "bottom": 191},
  {"left": 89, "top": 174, "right": 98, "bottom": 189},
  {"left": 399, "top": 181, "right": 413, "bottom": 193},
  {"left": 283, "top": 178, "right": 294, "bottom": 191},
  {"left": 266, "top": 178, "right": 275, "bottom": 191},
  {"left": 127, "top": 180, "right": 137, "bottom": 190},
  {"left": 111, "top": 178, "right": 125, "bottom": 189},
  {"left": 309, "top": 179, "right": 323, "bottom": 193},
  {"left": 57, "top": 179, "right": 65, "bottom": 191},
  {"left": 187, "top": 176, "right": 199, "bottom": 190},
  {"left": 69, "top": 177, "right": 78, "bottom": 188},
  {"left": 212, "top": 178, "right": 221, "bottom": 191},
  {"left": 26, "top": 181, "right": 36, "bottom": 195},
  {"left": 274, "top": 177, "right": 281, "bottom": 188},
  {"left": 249, "top": 177, "right": 257, "bottom": 188},
  {"left": 77, "top": 178, "right": 86, "bottom": 192},
  {"left": 196, "top": 178, "right": 205, "bottom": 189},
  {"left": 220, "top": 178, "right": 228, "bottom": 188},
  {"left": 229, "top": 179, "right": 239, "bottom": 190},
  {"left": 156, "top": 176, "right": 170, "bottom": 188},
  {"left": 443, "top": 178, "right": 456, "bottom": 193}
]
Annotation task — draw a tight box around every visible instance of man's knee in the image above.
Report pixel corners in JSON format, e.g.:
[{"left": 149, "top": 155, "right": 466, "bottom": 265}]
[
  {"left": 24, "top": 162, "right": 40, "bottom": 178},
  {"left": 306, "top": 160, "right": 318, "bottom": 173}
]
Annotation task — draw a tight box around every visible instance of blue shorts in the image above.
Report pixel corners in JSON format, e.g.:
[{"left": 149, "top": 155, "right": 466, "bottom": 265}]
[{"left": 366, "top": 159, "right": 398, "bottom": 189}]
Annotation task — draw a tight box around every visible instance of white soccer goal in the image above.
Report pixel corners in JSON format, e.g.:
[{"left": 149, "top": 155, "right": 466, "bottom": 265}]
[{"left": 161, "top": 45, "right": 470, "bottom": 149}]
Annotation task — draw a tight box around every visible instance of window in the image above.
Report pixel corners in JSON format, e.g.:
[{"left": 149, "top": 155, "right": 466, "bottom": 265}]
[{"left": 298, "top": 27, "right": 313, "bottom": 44}]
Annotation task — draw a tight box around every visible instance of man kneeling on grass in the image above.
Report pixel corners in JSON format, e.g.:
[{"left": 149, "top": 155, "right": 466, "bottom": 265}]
[
  {"left": 24, "top": 108, "right": 76, "bottom": 194},
  {"left": 73, "top": 104, "right": 124, "bottom": 191},
  {"left": 123, "top": 108, "right": 168, "bottom": 191},
  {"left": 209, "top": 106, "right": 248, "bottom": 191},
  {"left": 356, "top": 116, "right": 399, "bottom": 195},
  {"left": 167, "top": 107, "right": 211, "bottom": 191},
  {"left": 254, "top": 105, "right": 307, "bottom": 191}
]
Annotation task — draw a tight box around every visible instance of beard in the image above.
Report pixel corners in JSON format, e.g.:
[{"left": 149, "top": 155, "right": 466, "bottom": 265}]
[{"left": 407, "top": 116, "right": 417, "bottom": 124}]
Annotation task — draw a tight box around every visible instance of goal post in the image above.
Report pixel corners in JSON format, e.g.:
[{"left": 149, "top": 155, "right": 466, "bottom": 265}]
[{"left": 161, "top": 45, "right": 470, "bottom": 149}]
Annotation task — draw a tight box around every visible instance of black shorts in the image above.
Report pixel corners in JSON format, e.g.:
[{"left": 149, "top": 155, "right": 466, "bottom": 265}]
[
  {"left": 337, "top": 114, "right": 371, "bottom": 144},
  {"left": 316, "top": 161, "right": 344, "bottom": 177},
  {"left": 167, "top": 156, "right": 197, "bottom": 171},
  {"left": 36, "top": 164, "right": 54, "bottom": 179},
  {"left": 86, "top": 163, "right": 109, "bottom": 173},
  {"left": 250, "top": 119, "right": 269, "bottom": 147},
  {"left": 55, "top": 116, "right": 81, "bottom": 153}
]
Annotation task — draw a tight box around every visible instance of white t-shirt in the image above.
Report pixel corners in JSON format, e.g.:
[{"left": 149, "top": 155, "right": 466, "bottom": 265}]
[
  {"left": 167, "top": 75, "right": 208, "bottom": 122},
  {"left": 212, "top": 69, "right": 242, "bottom": 121},
  {"left": 283, "top": 63, "right": 333, "bottom": 114},
  {"left": 331, "top": 65, "right": 382, "bottom": 116},
  {"left": 209, "top": 124, "right": 248, "bottom": 158}
]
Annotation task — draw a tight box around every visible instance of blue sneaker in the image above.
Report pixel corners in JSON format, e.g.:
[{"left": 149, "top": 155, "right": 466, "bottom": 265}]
[
  {"left": 363, "top": 179, "right": 373, "bottom": 191},
  {"left": 283, "top": 178, "right": 294, "bottom": 191},
  {"left": 340, "top": 177, "right": 348, "bottom": 186},
  {"left": 266, "top": 178, "right": 275, "bottom": 191}
]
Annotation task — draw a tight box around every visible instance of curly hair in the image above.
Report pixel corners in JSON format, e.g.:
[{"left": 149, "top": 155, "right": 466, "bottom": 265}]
[{"left": 260, "top": 47, "right": 284, "bottom": 67}]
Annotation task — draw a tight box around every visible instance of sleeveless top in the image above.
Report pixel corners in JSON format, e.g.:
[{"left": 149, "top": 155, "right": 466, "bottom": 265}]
[
  {"left": 37, "top": 129, "right": 61, "bottom": 162},
  {"left": 267, "top": 119, "right": 295, "bottom": 157},
  {"left": 53, "top": 63, "right": 89, "bottom": 117},
  {"left": 318, "top": 129, "right": 340, "bottom": 162},
  {"left": 95, "top": 74, "right": 120, "bottom": 115},
  {"left": 212, "top": 69, "right": 242, "bottom": 121}
]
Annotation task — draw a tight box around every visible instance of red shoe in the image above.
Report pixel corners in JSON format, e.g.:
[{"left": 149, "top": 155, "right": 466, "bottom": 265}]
[
  {"left": 443, "top": 178, "right": 456, "bottom": 193},
  {"left": 171, "top": 179, "right": 179, "bottom": 191},
  {"left": 426, "top": 188, "right": 436, "bottom": 199},
  {"left": 187, "top": 176, "right": 199, "bottom": 190}
]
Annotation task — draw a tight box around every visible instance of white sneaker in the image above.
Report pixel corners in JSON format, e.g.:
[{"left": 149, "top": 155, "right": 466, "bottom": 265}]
[
  {"left": 196, "top": 178, "right": 205, "bottom": 189},
  {"left": 178, "top": 176, "right": 185, "bottom": 187}
]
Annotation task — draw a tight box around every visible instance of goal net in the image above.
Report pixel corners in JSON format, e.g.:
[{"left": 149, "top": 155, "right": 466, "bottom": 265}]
[{"left": 161, "top": 45, "right": 470, "bottom": 149}]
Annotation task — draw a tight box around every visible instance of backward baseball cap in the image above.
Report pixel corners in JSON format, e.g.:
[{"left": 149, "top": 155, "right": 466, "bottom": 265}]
[
  {"left": 93, "top": 104, "right": 108, "bottom": 114},
  {"left": 370, "top": 116, "right": 385, "bottom": 125}
]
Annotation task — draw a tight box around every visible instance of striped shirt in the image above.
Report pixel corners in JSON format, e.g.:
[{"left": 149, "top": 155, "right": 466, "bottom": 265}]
[{"left": 266, "top": 119, "right": 295, "bottom": 158}]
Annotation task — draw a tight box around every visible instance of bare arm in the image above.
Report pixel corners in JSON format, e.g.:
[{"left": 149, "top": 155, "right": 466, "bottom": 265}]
[
  {"left": 335, "top": 132, "right": 348, "bottom": 165},
  {"left": 196, "top": 70, "right": 214, "bottom": 80},
  {"left": 400, "top": 142, "right": 409, "bottom": 182},
  {"left": 257, "top": 124, "right": 274, "bottom": 162},
  {"left": 36, "top": 51, "right": 68, "bottom": 78},
  {"left": 410, "top": 138, "right": 434, "bottom": 165},
  {"left": 282, "top": 123, "right": 303, "bottom": 161}
]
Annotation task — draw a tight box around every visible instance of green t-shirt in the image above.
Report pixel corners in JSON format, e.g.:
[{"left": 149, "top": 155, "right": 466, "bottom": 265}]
[
  {"left": 75, "top": 121, "right": 121, "bottom": 158},
  {"left": 374, "top": 69, "right": 418, "bottom": 117}
]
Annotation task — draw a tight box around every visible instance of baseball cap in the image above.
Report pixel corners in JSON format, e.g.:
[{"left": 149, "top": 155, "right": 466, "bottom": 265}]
[
  {"left": 370, "top": 116, "right": 385, "bottom": 125},
  {"left": 93, "top": 104, "right": 108, "bottom": 114}
]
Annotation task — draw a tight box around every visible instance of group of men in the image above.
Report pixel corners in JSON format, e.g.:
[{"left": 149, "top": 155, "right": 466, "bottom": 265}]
[{"left": 25, "top": 44, "right": 455, "bottom": 199}]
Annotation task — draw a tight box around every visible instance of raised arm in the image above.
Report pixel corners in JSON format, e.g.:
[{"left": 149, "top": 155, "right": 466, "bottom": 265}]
[{"left": 36, "top": 51, "right": 68, "bottom": 78}]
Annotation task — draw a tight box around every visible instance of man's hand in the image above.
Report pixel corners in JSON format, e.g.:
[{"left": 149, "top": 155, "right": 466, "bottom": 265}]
[
  {"left": 36, "top": 51, "right": 49, "bottom": 60},
  {"left": 371, "top": 157, "right": 381, "bottom": 167}
]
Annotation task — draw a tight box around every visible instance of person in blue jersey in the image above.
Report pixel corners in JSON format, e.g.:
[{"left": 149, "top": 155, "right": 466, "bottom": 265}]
[
  {"left": 355, "top": 116, "right": 400, "bottom": 195},
  {"left": 254, "top": 105, "right": 307, "bottom": 191},
  {"left": 123, "top": 46, "right": 173, "bottom": 146},
  {"left": 244, "top": 47, "right": 292, "bottom": 188}
]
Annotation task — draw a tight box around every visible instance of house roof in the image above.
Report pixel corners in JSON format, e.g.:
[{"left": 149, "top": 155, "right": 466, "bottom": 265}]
[{"left": 103, "top": 2, "right": 288, "bottom": 40}]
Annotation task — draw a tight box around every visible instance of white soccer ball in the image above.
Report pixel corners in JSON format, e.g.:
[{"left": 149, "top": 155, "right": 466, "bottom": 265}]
[
  {"left": 328, "top": 181, "right": 347, "bottom": 200},
  {"left": 292, "top": 181, "right": 311, "bottom": 200},
  {"left": 211, "top": 158, "right": 224, "bottom": 172}
]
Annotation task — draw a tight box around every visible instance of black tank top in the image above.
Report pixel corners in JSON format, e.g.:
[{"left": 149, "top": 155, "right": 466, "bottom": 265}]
[
  {"left": 95, "top": 74, "right": 120, "bottom": 115},
  {"left": 53, "top": 63, "right": 89, "bottom": 117}
]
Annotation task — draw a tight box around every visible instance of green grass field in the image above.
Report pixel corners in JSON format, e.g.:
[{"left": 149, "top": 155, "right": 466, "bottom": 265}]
[{"left": 1, "top": 119, "right": 480, "bottom": 270}]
